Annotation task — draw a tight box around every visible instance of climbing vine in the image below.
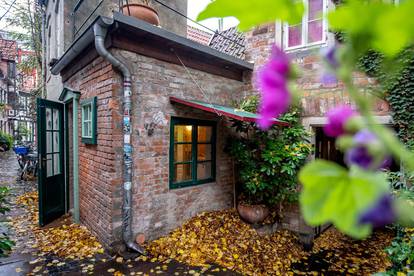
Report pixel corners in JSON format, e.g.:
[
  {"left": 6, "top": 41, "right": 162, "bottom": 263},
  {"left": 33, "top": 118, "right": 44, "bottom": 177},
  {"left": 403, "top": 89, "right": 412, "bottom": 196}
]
[{"left": 358, "top": 47, "right": 414, "bottom": 146}]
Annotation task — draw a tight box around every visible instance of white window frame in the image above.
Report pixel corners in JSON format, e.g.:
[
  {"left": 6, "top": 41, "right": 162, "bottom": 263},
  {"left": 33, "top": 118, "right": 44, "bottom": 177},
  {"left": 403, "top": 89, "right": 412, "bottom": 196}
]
[
  {"left": 81, "top": 103, "right": 92, "bottom": 138},
  {"left": 283, "top": 0, "right": 329, "bottom": 51}
]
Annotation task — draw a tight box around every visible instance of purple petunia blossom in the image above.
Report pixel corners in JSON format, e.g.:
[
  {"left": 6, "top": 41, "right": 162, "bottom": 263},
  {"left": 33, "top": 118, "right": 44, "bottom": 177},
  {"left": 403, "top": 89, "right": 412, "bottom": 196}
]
[
  {"left": 344, "top": 130, "right": 390, "bottom": 170},
  {"left": 345, "top": 146, "right": 374, "bottom": 170},
  {"left": 345, "top": 129, "right": 391, "bottom": 170},
  {"left": 322, "top": 46, "right": 340, "bottom": 70},
  {"left": 256, "top": 45, "right": 291, "bottom": 130},
  {"left": 359, "top": 194, "right": 396, "bottom": 228},
  {"left": 321, "top": 72, "right": 338, "bottom": 85},
  {"left": 353, "top": 129, "right": 377, "bottom": 144},
  {"left": 320, "top": 46, "right": 340, "bottom": 85},
  {"left": 324, "top": 105, "right": 358, "bottom": 137}
]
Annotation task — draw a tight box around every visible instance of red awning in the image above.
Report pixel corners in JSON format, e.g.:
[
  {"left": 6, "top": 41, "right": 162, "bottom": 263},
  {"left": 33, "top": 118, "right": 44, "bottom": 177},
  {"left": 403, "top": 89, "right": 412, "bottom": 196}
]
[{"left": 170, "top": 97, "right": 289, "bottom": 126}]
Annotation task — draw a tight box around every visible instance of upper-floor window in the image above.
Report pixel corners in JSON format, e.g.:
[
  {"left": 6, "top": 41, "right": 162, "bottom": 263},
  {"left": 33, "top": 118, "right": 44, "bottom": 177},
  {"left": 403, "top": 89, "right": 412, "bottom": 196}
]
[{"left": 284, "top": 0, "right": 328, "bottom": 50}]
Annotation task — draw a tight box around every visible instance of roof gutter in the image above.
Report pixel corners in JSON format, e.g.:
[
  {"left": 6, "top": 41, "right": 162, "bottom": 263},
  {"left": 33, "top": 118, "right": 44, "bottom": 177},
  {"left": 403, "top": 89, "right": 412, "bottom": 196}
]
[
  {"left": 50, "top": 17, "right": 110, "bottom": 76},
  {"left": 93, "top": 18, "right": 145, "bottom": 255}
]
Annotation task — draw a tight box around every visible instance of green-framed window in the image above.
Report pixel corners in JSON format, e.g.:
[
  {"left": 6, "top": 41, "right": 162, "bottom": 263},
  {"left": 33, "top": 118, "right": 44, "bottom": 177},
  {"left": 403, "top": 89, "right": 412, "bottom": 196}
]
[
  {"left": 169, "top": 117, "right": 216, "bottom": 189},
  {"left": 81, "top": 97, "right": 97, "bottom": 144}
]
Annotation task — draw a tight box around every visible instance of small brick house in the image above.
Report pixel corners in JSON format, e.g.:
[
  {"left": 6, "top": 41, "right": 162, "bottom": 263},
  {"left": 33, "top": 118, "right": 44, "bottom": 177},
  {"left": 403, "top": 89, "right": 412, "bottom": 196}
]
[{"left": 43, "top": 13, "right": 264, "bottom": 247}]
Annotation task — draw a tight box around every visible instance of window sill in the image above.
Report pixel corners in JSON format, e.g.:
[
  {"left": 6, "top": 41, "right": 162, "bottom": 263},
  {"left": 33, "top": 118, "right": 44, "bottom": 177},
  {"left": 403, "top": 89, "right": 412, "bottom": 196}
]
[
  {"left": 169, "top": 178, "right": 215, "bottom": 190},
  {"left": 81, "top": 137, "right": 96, "bottom": 145},
  {"left": 284, "top": 41, "right": 328, "bottom": 53}
]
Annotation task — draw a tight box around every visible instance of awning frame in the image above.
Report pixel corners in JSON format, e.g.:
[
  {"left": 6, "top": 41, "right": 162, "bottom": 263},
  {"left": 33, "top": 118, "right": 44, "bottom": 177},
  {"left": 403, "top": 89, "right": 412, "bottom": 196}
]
[{"left": 170, "top": 97, "right": 289, "bottom": 127}]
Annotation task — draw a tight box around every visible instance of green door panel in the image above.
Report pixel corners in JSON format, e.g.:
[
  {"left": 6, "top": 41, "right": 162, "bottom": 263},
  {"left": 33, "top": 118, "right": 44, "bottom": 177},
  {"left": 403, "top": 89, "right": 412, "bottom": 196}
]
[{"left": 37, "top": 98, "right": 65, "bottom": 226}]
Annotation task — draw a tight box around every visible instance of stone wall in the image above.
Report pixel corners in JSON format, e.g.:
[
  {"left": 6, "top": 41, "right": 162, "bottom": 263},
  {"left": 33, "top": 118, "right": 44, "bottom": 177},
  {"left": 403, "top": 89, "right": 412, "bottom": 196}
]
[
  {"left": 65, "top": 56, "right": 124, "bottom": 247},
  {"left": 115, "top": 49, "right": 245, "bottom": 241}
]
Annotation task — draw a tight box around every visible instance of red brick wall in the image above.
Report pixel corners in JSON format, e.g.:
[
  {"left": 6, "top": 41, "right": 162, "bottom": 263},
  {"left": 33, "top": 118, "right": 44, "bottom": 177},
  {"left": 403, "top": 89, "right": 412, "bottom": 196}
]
[
  {"left": 244, "top": 25, "right": 390, "bottom": 118},
  {"left": 63, "top": 48, "right": 246, "bottom": 245},
  {"left": 65, "top": 57, "right": 123, "bottom": 247},
  {"left": 115, "top": 49, "right": 245, "bottom": 240},
  {"left": 293, "top": 54, "right": 389, "bottom": 117}
]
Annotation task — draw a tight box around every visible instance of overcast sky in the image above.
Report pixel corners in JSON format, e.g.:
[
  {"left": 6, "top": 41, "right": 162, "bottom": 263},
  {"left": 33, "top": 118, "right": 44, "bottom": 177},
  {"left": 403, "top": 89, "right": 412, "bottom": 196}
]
[
  {"left": 187, "top": 0, "right": 239, "bottom": 33},
  {"left": 0, "top": 0, "right": 240, "bottom": 36}
]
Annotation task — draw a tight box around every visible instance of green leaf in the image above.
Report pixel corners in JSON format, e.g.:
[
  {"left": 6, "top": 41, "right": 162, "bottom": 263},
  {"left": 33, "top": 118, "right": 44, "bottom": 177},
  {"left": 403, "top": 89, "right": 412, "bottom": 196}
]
[
  {"left": 328, "top": 0, "right": 414, "bottom": 56},
  {"left": 299, "top": 160, "right": 389, "bottom": 239},
  {"left": 197, "top": 0, "right": 304, "bottom": 31}
]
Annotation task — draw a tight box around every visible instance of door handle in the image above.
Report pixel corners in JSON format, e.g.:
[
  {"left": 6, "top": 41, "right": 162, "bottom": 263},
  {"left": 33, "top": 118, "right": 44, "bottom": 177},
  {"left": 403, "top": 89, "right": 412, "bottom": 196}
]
[{"left": 39, "top": 154, "right": 46, "bottom": 168}]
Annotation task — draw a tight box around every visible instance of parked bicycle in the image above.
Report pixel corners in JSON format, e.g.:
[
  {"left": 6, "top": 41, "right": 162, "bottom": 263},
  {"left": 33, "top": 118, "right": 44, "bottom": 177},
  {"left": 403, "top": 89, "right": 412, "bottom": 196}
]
[{"left": 13, "top": 143, "right": 38, "bottom": 180}]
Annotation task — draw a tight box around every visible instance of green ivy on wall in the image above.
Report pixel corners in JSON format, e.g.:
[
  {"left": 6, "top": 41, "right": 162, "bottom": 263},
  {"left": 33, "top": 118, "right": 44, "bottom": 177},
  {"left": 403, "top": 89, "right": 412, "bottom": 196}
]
[{"left": 358, "top": 47, "right": 414, "bottom": 146}]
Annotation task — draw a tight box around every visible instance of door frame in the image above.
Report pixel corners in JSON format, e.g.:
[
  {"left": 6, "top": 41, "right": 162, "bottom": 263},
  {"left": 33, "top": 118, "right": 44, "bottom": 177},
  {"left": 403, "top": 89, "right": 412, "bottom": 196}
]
[{"left": 59, "top": 88, "right": 81, "bottom": 223}]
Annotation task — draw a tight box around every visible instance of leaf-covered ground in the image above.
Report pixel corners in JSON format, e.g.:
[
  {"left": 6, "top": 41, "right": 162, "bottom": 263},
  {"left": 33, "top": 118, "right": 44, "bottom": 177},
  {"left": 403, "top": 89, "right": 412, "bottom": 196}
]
[
  {"left": 13, "top": 191, "right": 105, "bottom": 260},
  {"left": 147, "top": 209, "right": 394, "bottom": 275}
]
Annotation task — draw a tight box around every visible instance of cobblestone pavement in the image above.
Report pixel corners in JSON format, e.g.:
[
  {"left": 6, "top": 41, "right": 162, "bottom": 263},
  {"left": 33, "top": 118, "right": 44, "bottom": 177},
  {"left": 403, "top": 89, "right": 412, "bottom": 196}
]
[{"left": 0, "top": 151, "right": 238, "bottom": 275}]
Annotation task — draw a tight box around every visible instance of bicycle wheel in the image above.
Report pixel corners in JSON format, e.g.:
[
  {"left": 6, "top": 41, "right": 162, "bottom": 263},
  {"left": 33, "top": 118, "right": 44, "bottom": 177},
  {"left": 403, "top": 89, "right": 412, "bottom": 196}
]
[{"left": 21, "top": 163, "right": 28, "bottom": 180}]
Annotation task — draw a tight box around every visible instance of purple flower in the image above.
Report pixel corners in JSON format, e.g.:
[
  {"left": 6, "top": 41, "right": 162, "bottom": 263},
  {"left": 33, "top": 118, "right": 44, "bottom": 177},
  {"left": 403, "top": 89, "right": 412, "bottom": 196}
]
[
  {"left": 345, "top": 146, "right": 374, "bottom": 170},
  {"left": 256, "top": 45, "right": 291, "bottom": 130},
  {"left": 322, "top": 46, "right": 340, "bottom": 70},
  {"left": 359, "top": 194, "right": 395, "bottom": 228},
  {"left": 321, "top": 72, "right": 338, "bottom": 85},
  {"left": 324, "top": 105, "right": 357, "bottom": 137},
  {"left": 353, "top": 129, "right": 377, "bottom": 144},
  {"left": 344, "top": 130, "right": 389, "bottom": 170}
]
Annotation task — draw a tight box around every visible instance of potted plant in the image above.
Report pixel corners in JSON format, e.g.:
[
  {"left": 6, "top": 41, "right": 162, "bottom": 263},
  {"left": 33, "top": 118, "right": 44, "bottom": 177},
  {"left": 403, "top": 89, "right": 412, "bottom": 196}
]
[
  {"left": 121, "top": 0, "right": 160, "bottom": 26},
  {"left": 226, "top": 96, "right": 311, "bottom": 225}
]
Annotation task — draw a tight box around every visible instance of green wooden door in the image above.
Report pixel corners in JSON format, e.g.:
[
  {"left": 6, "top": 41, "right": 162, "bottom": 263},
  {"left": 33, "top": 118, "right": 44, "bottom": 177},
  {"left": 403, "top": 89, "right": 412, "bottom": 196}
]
[{"left": 37, "top": 98, "right": 65, "bottom": 226}]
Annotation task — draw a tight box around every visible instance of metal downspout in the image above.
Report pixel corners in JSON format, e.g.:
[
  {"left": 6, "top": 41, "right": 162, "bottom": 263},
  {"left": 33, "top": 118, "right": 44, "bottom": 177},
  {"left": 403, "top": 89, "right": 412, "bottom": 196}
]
[
  {"left": 93, "top": 20, "right": 145, "bottom": 255},
  {"left": 73, "top": 94, "right": 80, "bottom": 223}
]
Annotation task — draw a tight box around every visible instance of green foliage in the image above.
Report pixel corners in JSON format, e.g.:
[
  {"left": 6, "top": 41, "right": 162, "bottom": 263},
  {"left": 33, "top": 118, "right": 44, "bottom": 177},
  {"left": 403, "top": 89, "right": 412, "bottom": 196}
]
[
  {"left": 197, "top": 0, "right": 304, "bottom": 31},
  {"left": 3, "top": 0, "right": 43, "bottom": 97},
  {"left": 328, "top": 0, "right": 414, "bottom": 56},
  {"left": 0, "top": 187, "right": 14, "bottom": 257},
  {"left": 359, "top": 47, "right": 414, "bottom": 144},
  {"left": 0, "top": 131, "right": 13, "bottom": 151},
  {"left": 0, "top": 187, "right": 10, "bottom": 215},
  {"left": 384, "top": 233, "right": 414, "bottom": 275},
  {"left": 299, "top": 160, "right": 390, "bottom": 239},
  {"left": 227, "top": 97, "right": 311, "bottom": 206}
]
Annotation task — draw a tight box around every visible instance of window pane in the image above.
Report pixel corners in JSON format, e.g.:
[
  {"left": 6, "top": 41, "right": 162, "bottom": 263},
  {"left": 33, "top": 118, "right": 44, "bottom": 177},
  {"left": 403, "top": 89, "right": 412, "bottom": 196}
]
[
  {"left": 83, "top": 105, "right": 90, "bottom": 121},
  {"left": 53, "top": 109, "right": 59, "bottom": 130},
  {"left": 197, "top": 144, "right": 211, "bottom": 161},
  {"left": 197, "top": 162, "right": 212, "bottom": 180},
  {"left": 174, "top": 163, "right": 192, "bottom": 182},
  {"left": 288, "top": 25, "right": 302, "bottom": 47},
  {"left": 198, "top": 126, "right": 212, "bottom": 143},
  {"left": 87, "top": 122, "right": 92, "bottom": 137},
  {"left": 53, "top": 153, "right": 60, "bottom": 175},
  {"left": 174, "top": 125, "right": 192, "bottom": 142},
  {"left": 46, "top": 108, "right": 52, "bottom": 130},
  {"left": 309, "top": 0, "right": 323, "bottom": 20},
  {"left": 53, "top": 132, "right": 60, "bottom": 152},
  {"left": 83, "top": 122, "right": 89, "bottom": 137},
  {"left": 46, "top": 132, "right": 52, "bottom": 153},
  {"left": 174, "top": 144, "right": 192, "bottom": 162},
  {"left": 308, "top": 19, "right": 323, "bottom": 43},
  {"left": 46, "top": 156, "right": 53, "bottom": 177}
]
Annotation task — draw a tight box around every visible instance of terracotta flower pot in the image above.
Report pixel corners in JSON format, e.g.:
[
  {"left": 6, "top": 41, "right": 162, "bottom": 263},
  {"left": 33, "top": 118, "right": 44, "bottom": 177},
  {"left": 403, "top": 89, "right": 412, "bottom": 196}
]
[
  {"left": 237, "top": 202, "right": 269, "bottom": 224},
  {"left": 121, "top": 4, "right": 160, "bottom": 26}
]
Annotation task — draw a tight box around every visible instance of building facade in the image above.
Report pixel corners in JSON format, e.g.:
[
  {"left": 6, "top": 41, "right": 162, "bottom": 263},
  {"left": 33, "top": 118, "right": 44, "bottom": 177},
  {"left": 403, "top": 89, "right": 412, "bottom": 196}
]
[
  {"left": 39, "top": 0, "right": 393, "bottom": 249},
  {"left": 0, "top": 37, "right": 18, "bottom": 136}
]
